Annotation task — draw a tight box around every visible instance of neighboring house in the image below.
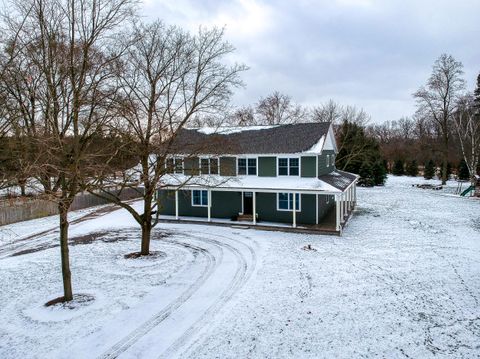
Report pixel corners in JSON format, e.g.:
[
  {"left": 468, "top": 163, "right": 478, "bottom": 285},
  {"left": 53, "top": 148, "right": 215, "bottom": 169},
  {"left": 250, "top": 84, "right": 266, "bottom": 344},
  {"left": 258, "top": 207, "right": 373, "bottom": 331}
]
[{"left": 158, "top": 122, "right": 358, "bottom": 234}]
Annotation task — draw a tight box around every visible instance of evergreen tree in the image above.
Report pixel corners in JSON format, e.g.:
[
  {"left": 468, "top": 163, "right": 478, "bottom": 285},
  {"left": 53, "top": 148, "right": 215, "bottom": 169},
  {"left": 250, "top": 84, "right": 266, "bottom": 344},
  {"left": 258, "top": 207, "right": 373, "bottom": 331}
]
[
  {"left": 358, "top": 161, "right": 375, "bottom": 187},
  {"left": 372, "top": 161, "right": 387, "bottom": 185},
  {"left": 406, "top": 160, "right": 419, "bottom": 176},
  {"left": 474, "top": 73, "right": 480, "bottom": 114},
  {"left": 424, "top": 160, "right": 435, "bottom": 179},
  {"left": 457, "top": 159, "right": 469, "bottom": 180},
  {"left": 336, "top": 120, "right": 386, "bottom": 186},
  {"left": 392, "top": 159, "right": 405, "bottom": 175}
]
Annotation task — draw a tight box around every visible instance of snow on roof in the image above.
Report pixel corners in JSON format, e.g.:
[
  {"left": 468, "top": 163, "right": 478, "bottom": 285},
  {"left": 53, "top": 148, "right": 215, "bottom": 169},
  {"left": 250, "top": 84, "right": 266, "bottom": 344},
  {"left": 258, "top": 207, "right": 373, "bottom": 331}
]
[
  {"left": 160, "top": 174, "right": 341, "bottom": 193},
  {"left": 304, "top": 135, "right": 325, "bottom": 153},
  {"left": 194, "top": 125, "right": 280, "bottom": 135}
]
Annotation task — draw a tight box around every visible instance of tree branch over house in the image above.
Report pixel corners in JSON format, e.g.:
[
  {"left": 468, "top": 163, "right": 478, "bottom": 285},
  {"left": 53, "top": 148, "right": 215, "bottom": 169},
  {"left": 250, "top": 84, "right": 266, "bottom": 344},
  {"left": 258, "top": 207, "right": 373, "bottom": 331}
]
[{"left": 88, "top": 21, "right": 246, "bottom": 256}]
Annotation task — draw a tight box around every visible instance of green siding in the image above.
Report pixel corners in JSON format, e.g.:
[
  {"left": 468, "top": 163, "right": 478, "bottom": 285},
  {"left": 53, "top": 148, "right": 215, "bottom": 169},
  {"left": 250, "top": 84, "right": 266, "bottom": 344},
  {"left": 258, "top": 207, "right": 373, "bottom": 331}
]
[
  {"left": 301, "top": 156, "right": 317, "bottom": 177},
  {"left": 256, "top": 193, "right": 316, "bottom": 225},
  {"left": 211, "top": 191, "right": 242, "bottom": 218},
  {"left": 158, "top": 190, "right": 176, "bottom": 215},
  {"left": 184, "top": 157, "right": 199, "bottom": 176},
  {"left": 318, "top": 150, "right": 336, "bottom": 176},
  {"left": 258, "top": 157, "right": 277, "bottom": 177},
  {"left": 317, "top": 194, "right": 335, "bottom": 221},
  {"left": 220, "top": 157, "right": 236, "bottom": 176}
]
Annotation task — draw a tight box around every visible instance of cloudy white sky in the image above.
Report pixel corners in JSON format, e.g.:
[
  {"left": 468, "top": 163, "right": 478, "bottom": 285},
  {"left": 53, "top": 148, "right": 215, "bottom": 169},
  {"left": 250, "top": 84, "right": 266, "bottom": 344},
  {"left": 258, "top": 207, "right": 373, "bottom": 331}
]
[{"left": 141, "top": 0, "right": 480, "bottom": 123}]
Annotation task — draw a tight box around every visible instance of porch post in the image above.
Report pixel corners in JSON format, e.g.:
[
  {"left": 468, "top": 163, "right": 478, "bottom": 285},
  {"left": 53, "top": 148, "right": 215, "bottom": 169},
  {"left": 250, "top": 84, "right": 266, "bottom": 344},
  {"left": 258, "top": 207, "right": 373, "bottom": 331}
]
[
  {"left": 340, "top": 193, "right": 344, "bottom": 222},
  {"left": 343, "top": 191, "right": 348, "bottom": 218},
  {"left": 315, "top": 194, "right": 319, "bottom": 225},
  {"left": 347, "top": 186, "right": 351, "bottom": 211},
  {"left": 292, "top": 192, "right": 297, "bottom": 228},
  {"left": 354, "top": 183, "right": 357, "bottom": 206},
  {"left": 252, "top": 191, "right": 256, "bottom": 225},
  {"left": 335, "top": 194, "right": 341, "bottom": 231},
  {"left": 207, "top": 189, "right": 211, "bottom": 222},
  {"left": 175, "top": 190, "right": 179, "bottom": 220}
]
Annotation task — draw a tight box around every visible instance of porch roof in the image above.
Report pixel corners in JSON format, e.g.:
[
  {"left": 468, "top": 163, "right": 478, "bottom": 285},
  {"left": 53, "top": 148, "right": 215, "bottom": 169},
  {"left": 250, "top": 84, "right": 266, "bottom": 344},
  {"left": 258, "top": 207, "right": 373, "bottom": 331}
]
[{"left": 160, "top": 172, "right": 357, "bottom": 194}]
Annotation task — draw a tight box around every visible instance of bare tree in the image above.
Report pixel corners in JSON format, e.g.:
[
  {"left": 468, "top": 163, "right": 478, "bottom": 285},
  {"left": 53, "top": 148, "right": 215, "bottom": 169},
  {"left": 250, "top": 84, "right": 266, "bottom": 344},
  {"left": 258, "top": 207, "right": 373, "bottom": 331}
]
[
  {"left": 228, "top": 105, "right": 256, "bottom": 125},
  {"left": 414, "top": 54, "right": 465, "bottom": 184},
  {"left": 256, "top": 91, "right": 306, "bottom": 125},
  {"left": 2, "top": 0, "right": 136, "bottom": 302},
  {"left": 312, "top": 99, "right": 343, "bottom": 124},
  {"left": 89, "top": 22, "right": 246, "bottom": 256},
  {"left": 454, "top": 93, "right": 480, "bottom": 184}
]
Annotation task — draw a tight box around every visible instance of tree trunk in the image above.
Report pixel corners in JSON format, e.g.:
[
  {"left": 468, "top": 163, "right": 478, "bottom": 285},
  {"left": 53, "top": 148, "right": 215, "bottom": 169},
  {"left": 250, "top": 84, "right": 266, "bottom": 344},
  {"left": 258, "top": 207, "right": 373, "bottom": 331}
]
[
  {"left": 140, "top": 191, "right": 153, "bottom": 256},
  {"left": 59, "top": 201, "right": 73, "bottom": 301},
  {"left": 441, "top": 133, "right": 449, "bottom": 185},
  {"left": 140, "top": 222, "right": 152, "bottom": 255}
]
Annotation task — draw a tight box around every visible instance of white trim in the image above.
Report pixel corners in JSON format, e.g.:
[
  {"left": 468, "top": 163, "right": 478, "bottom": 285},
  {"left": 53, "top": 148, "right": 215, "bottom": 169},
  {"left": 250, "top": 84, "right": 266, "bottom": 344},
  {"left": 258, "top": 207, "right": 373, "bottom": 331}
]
[
  {"left": 326, "top": 154, "right": 330, "bottom": 167},
  {"left": 175, "top": 190, "right": 179, "bottom": 219},
  {"left": 240, "top": 191, "right": 244, "bottom": 214},
  {"left": 292, "top": 193, "right": 297, "bottom": 228},
  {"left": 252, "top": 191, "right": 257, "bottom": 225},
  {"left": 276, "top": 192, "right": 301, "bottom": 212},
  {"left": 191, "top": 189, "right": 209, "bottom": 207},
  {"left": 199, "top": 157, "right": 219, "bottom": 175},
  {"left": 207, "top": 189, "right": 212, "bottom": 222},
  {"left": 315, "top": 194, "right": 319, "bottom": 225},
  {"left": 277, "top": 156, "right": 301, "bottom": 177},
  {"left": 236, "top": 156, "right": 258, "bottom": 176}
]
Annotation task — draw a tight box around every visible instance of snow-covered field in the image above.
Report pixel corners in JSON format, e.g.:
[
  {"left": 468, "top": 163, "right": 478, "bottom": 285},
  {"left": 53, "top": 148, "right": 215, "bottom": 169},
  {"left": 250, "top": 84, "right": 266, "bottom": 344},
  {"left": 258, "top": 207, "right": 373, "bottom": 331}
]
[{"left": 0, "top": 176, "right": 479, "bottom": 358}]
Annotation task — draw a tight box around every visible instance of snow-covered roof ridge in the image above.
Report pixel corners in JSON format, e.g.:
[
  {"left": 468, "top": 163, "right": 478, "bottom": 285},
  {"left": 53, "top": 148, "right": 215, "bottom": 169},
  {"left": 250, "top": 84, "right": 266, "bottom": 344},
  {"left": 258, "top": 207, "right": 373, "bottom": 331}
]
[{"left": 193, "top": 125, "right": 281, "bottom": 135}]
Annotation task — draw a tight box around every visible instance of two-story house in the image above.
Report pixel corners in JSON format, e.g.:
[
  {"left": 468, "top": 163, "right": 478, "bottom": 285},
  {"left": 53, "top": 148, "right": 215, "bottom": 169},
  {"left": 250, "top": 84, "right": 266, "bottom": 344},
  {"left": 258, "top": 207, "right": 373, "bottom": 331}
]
[{"left": 157, "top": 122, "right": 358, "bottom": 234}]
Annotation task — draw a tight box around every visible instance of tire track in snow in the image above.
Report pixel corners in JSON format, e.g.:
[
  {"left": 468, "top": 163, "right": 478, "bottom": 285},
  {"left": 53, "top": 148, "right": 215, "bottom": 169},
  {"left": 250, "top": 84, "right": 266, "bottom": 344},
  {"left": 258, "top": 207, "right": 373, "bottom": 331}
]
[
  {"left": 98, "top": 238, "right": 220, "bottom": 359},
  {"left": 157, "top": 231, "right": 258, "bottom": 359},
  {"left": 0, "top": 202, "right": 135, "bottom": 259}
]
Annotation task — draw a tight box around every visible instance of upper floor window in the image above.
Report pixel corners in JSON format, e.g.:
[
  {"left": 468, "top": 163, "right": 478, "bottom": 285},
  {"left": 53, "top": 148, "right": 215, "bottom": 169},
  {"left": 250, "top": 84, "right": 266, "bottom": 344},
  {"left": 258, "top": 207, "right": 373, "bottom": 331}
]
[
  {"left": 238, "top": 158, "right": 257, "bottom": 175},
  {"left": 278, "top": 158, "right": 299, "bottom": 176},
  {"left": 277, "top": 193, "right": 301, "bottom": 211},
  {"left": 166, "top": 157, "right": 183, "bottom": 174},
  {"left": 192, "top": 190, "right": 208, "bottom": 206},
  {"left": 200, "top": 158, "right": 219, "bottom": 175},
  {"left": 326, "top": 155, "right": 330, "bottom": 167}
]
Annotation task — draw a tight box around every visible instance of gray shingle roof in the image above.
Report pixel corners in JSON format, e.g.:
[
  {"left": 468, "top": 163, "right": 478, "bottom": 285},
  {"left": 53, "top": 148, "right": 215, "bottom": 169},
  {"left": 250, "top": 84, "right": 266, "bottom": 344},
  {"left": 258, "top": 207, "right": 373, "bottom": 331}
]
[
  {"left": 172, "top": 122, "right": 331, "bottom": 155},
  {"left": 319, "top": 169, "right": 358, "bottom": 191}
]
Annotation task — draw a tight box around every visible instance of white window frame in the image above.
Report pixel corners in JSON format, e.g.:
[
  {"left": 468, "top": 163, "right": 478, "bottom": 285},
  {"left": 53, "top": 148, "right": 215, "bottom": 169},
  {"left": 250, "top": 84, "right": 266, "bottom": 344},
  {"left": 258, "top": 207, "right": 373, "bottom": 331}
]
[
  {"left": 199, "top": 157, "right": 219, "bottom": 175},
  {"left": 166, "top": 156, "right": 184, "bottom": 174},
  {"left": 277, "top": 157, "right": 301, "bottom": 176},
  {"left": 237, "top": 157, "right": 257, "bottom": 176},
  {"left": 326, "top": 154, "right": 330, "bottom": 167},
  {"left": 276, "top": 192, "right": 301, "bottom": 212},
  {"left": 191, "top": 190, "right": 209, "bottom": 207}
]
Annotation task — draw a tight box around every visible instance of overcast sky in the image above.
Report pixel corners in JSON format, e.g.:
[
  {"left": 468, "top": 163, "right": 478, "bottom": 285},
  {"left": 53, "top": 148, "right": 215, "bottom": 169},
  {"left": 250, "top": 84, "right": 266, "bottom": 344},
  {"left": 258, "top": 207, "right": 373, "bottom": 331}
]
[{"left": 141, "top": 0, "right": 480, "bottom": 123}]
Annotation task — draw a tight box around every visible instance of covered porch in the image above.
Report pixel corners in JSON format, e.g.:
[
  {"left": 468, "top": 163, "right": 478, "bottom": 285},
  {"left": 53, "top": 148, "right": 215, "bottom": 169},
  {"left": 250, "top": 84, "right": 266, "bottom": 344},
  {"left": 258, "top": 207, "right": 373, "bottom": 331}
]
[{"left": 159, "top": 179, "right": 358, "bottom": 235}]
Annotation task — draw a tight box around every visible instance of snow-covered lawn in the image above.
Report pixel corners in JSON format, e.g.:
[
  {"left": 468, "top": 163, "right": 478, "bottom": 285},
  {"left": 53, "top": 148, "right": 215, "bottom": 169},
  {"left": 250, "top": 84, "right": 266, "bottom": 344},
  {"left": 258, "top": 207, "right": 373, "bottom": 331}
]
[{"left": 0, "top": 176, "right": 479, "bottom": 358}]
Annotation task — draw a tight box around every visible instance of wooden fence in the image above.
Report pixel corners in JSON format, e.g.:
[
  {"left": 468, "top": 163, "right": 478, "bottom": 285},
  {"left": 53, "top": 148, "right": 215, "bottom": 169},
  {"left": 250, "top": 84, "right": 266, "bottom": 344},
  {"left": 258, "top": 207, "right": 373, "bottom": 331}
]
[{"left": 0, "top": 188, "right": 143, "bottom": 226}]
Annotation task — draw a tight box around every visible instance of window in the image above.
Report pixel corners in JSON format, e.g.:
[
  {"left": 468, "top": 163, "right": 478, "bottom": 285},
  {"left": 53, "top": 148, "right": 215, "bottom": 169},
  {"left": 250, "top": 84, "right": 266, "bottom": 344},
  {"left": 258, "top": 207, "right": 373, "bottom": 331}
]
[
  {"left": 277, "top": 193, "right": 301, "bottom": 211},
  {"left": 238, "top": 158, "right": 257, "bottom": 175},
  {"left": 192, "top": 190, "right": 208, "bottom": 206},
  {"left": 289, "top": 158, "right": 299, "bottom": 175},
  {"left": 278, "top": 158, "right": 299, "bottom": 176},
  {"left": 200, "top": 158, "right": 219, "bottom": 175},
  {"left": 331, "top": 154, "right": 335, "bottom": 167},
  {"left": 326, "top": 155, "right": 330, "bottom": 167},
  {"left": 166, "top": 157, "right": 183, "bottom": 174},
  {"left": 248, "top": 158, "right": 257, "bottom": 175},
  {"left": 278, "top": 158, "right": 288, "bottom": 175}
]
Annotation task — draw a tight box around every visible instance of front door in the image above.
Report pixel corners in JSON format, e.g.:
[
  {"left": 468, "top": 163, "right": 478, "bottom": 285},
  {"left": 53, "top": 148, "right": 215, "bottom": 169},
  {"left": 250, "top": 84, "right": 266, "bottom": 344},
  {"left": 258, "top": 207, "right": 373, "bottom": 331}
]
[{"left": 243, "top": 192, "right": 253, "bottom": 214}]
